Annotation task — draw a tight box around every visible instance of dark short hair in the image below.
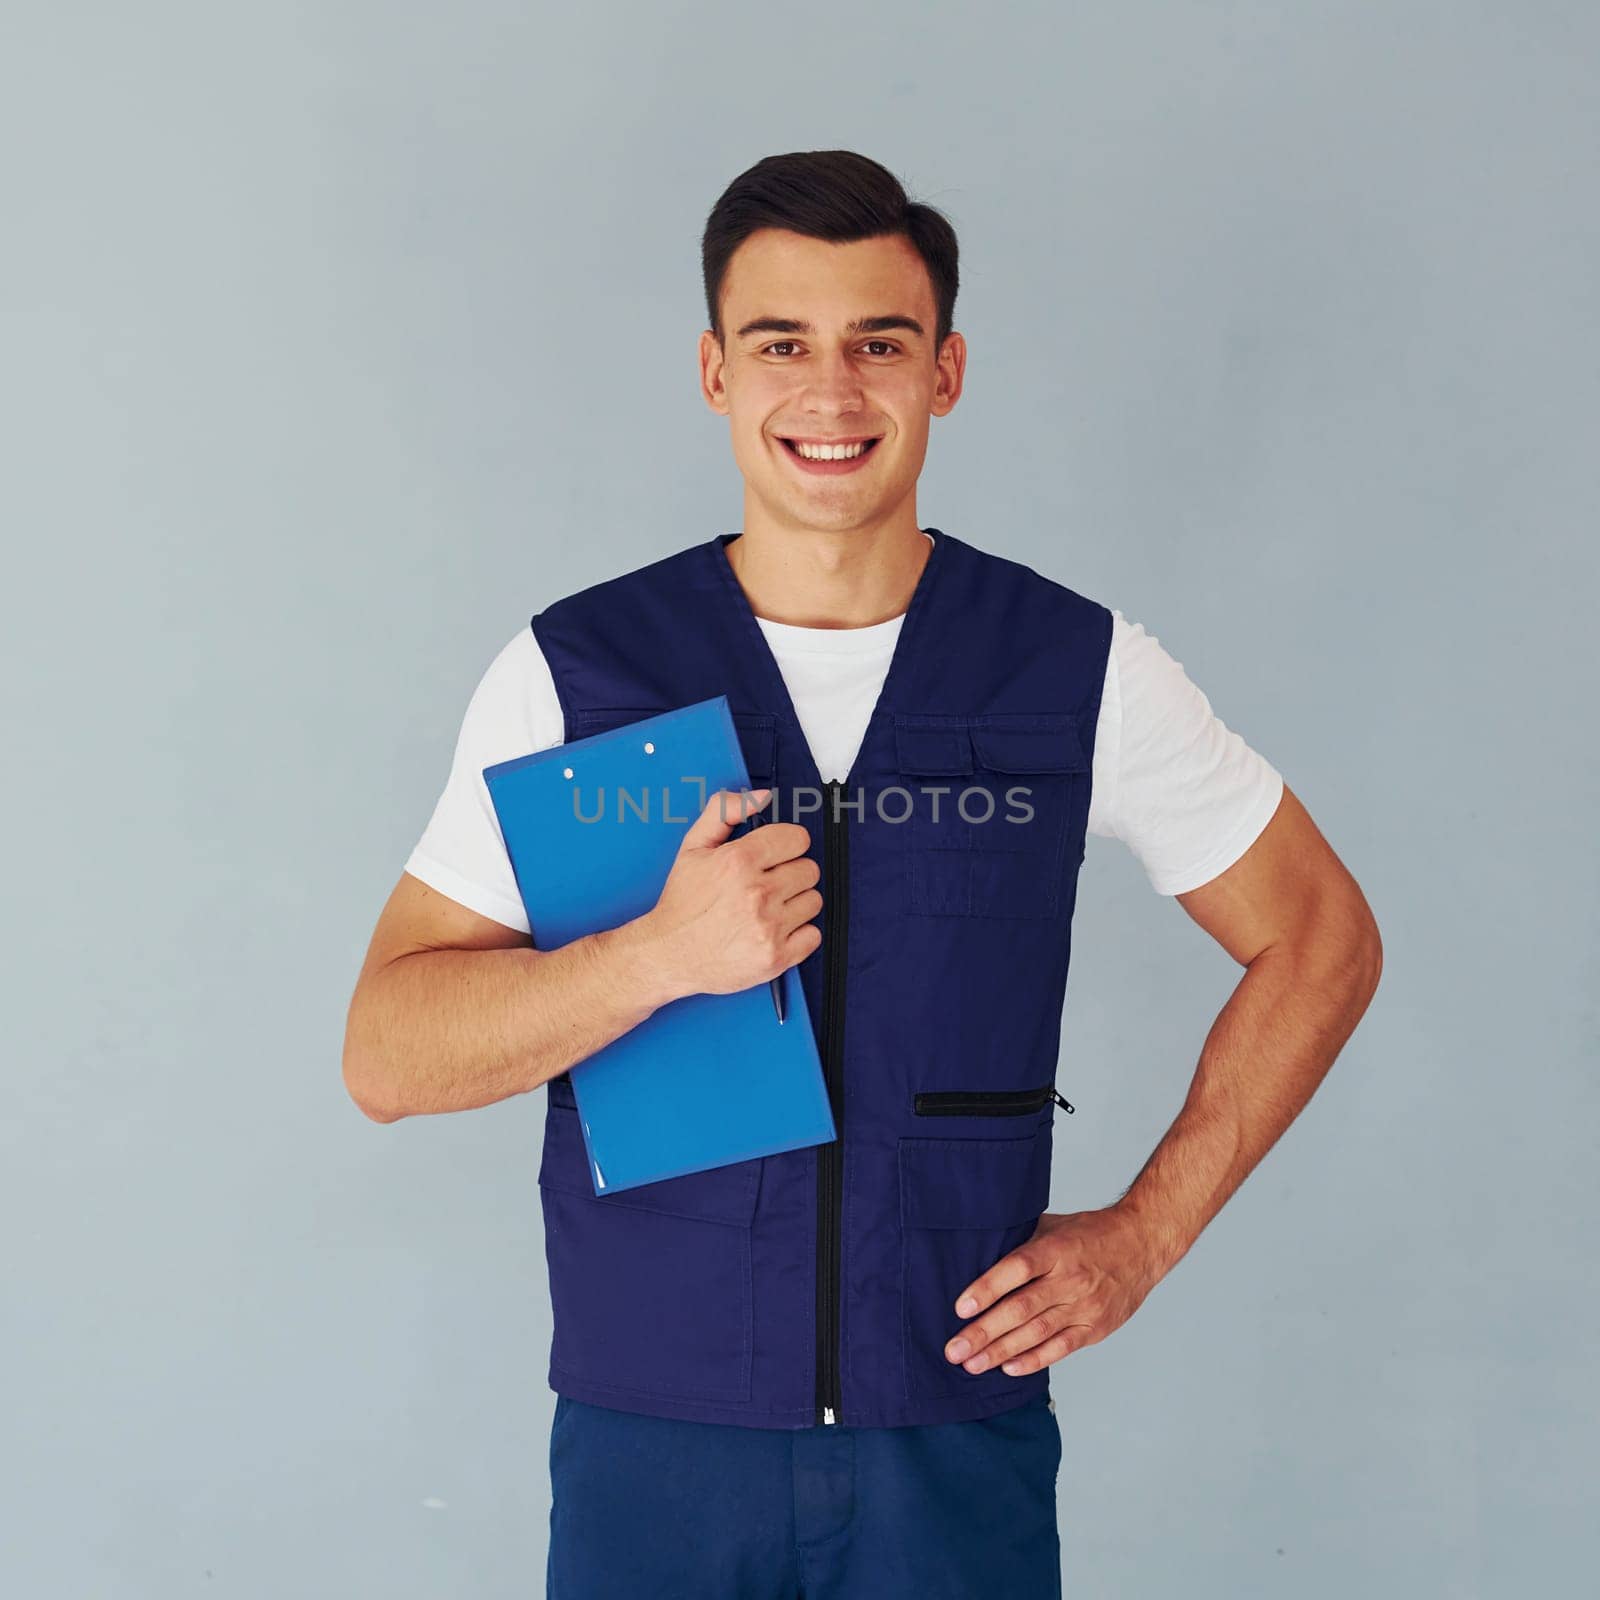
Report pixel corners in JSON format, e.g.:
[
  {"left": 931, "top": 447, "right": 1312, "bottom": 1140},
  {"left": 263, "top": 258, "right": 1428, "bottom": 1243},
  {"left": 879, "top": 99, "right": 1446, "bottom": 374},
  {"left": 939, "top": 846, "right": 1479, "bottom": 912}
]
[{"left": 701, "top": 150, "right": 960, "bottom": 351}]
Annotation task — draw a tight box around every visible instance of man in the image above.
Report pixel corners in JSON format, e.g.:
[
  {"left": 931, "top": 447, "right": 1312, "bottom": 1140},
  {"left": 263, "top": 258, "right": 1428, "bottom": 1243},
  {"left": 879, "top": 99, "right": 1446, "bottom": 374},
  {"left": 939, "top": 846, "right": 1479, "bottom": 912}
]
[{"left": 344, "top": 150, "right": 1382, "bottom": 1597}]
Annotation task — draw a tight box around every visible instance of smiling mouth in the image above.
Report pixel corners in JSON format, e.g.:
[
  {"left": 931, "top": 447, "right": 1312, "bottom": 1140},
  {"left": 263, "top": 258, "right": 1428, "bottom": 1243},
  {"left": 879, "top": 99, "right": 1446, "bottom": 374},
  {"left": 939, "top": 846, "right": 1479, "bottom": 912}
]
[{"left": 777, "top": 436, "right": 883, "bottom": 462}]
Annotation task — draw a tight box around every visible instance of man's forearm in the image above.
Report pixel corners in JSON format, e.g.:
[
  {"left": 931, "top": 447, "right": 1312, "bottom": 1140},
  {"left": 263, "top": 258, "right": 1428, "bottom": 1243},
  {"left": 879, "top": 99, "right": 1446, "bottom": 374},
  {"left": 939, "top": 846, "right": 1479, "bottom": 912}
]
[
  {"left": 1111, "top": 907, "right": 1382, "bottom": 1278},
  {"left": 344, "top": 915, "right": 682, "bottom": 1122}
]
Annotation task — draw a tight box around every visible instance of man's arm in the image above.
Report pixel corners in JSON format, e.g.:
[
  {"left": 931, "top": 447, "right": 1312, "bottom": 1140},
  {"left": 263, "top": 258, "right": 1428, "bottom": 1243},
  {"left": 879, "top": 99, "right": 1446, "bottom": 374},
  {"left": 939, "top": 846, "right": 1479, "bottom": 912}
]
[
  {"left": 941, "top": 781, "right": 1383, "bottom": 1377},
  {"left": 342, "top": 788, "right": 821, "bottom": 1124},
  {"left": 1112, "top": 779, "right": 1382, "bottom": 1271},
  {"left": 341, "top": 871, "right": 675, "bottom": 1124}
]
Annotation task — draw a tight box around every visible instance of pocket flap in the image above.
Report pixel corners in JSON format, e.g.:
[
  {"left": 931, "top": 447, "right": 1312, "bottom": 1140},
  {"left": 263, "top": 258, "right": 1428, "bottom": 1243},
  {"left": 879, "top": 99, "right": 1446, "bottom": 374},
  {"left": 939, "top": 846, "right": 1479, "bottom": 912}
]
[
  {"left": 969, "top": 715, "right": 1087, "bottom": 774},
  {"left": 893, "top": 720, "right": 975, "bottom": 776},
  {"left": 899, "top": 1133, "right": 1052, "bottom": 1228},
  {"left": 539, "top": 1101, "right": 761, "bottom": 1224}
]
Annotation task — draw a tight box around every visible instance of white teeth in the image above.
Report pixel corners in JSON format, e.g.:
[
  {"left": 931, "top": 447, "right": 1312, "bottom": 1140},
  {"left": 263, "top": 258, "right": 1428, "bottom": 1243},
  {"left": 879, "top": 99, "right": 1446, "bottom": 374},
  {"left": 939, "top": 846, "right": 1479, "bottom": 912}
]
[{"left": 793, "top": 440, "right": 868, "bottom": 461}]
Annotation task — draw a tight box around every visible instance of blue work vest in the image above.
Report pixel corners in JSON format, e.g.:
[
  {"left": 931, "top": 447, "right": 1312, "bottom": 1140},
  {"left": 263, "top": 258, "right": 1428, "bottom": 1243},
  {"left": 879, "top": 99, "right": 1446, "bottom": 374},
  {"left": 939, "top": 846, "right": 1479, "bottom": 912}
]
[{"left": 529, "top": 527, "right": 1112, "bottom": 1429}]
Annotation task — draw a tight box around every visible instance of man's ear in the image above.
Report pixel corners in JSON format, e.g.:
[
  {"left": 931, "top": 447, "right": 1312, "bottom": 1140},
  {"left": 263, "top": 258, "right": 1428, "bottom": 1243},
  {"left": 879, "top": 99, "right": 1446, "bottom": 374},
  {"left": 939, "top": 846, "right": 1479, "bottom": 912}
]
[
  {"left": 699, "top": 328, "right": 730, "bottom": 415},
  {"left": 931, "top": 331, "right": 967, "bottom": 418}
]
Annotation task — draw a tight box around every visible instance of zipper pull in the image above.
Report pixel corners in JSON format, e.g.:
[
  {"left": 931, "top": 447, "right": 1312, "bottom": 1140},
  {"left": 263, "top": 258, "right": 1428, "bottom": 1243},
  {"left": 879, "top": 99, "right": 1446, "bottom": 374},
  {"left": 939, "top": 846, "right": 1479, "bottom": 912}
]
[{"left": 1052, "top": 1089, "right": 1074, "bottom": 1114}]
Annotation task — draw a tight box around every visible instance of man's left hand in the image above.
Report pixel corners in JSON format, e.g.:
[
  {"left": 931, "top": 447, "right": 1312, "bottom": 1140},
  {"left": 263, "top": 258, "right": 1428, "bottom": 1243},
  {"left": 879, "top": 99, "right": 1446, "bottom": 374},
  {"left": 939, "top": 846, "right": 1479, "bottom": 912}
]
[{"left": 943, "top": 1206, "right": 1165, "bottom": 1376}]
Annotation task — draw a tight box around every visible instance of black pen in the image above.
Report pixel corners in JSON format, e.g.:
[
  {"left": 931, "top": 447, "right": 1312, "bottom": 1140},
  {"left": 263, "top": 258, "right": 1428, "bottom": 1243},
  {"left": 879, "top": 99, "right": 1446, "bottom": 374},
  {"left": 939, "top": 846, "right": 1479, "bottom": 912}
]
[{"left": 742, "top": 794, "right": 786, "bottom": 1024}]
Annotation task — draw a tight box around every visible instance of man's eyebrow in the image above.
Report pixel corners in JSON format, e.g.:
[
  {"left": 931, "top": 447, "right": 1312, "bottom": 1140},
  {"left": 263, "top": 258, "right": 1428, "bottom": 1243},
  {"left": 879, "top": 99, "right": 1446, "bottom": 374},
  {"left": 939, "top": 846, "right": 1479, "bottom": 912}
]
[{"left": 733, "top": 314, "right": 926, "bottom": 340}]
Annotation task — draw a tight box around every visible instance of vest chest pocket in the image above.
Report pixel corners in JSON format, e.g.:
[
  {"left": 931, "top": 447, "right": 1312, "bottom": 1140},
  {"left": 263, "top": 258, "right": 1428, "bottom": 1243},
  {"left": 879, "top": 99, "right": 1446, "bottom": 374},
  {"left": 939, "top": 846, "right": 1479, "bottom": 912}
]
[
  {"left": 892, "top": 713, "right": 1088, "bottom": 919},
  {"left": 899, "top": 1131, "right": 1054, "bottom": 1400},
  {"left": 537, "top": 1098, "right": 761, "bottom": 1403}
]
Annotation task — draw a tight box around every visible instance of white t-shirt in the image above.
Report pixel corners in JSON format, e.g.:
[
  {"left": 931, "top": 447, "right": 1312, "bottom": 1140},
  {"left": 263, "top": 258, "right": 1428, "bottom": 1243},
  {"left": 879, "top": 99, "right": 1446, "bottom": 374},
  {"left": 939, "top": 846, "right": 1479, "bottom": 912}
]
[{"left": 405, "top": 555, "right": 1284, "bottom": 933}]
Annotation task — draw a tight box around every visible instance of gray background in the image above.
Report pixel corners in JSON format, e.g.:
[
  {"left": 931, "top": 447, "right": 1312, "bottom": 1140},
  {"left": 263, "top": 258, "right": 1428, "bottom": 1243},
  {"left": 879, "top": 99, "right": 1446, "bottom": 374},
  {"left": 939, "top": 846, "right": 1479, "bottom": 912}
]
[{"left": 5, "top": 2, "right": 1595, "bottom": 1595}]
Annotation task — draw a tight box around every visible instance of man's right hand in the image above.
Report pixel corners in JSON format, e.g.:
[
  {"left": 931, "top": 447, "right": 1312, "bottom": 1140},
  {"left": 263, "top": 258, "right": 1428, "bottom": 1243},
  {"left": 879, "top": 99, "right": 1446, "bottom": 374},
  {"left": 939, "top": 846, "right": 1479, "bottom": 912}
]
[{"left": 637, "top": 787, "right": 823, "bottom": 1003}]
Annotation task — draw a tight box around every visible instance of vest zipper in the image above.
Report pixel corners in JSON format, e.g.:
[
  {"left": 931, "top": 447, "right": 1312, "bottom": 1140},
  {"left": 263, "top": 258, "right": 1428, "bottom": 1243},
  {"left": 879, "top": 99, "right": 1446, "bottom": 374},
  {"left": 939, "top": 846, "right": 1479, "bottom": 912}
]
[
  {"left": 912, "top": 1084, "right": 1075, "bottom": 1116},
  {"left": 816, "top": 778, "right": 849, "bottom": 1426}
]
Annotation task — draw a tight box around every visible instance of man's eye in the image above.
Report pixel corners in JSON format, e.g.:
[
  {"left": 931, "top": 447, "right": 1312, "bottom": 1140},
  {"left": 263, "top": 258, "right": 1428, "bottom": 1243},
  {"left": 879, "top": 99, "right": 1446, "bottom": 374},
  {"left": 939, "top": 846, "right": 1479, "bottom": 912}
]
[{"left": 760, "top": 340, "right": 899, "bottom": 357}]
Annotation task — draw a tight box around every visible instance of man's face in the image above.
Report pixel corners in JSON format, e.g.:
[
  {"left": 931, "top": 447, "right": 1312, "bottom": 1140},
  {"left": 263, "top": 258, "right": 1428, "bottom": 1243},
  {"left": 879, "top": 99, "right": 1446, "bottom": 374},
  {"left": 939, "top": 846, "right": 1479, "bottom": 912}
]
[{"left": 699, "top": 228, "right": 964, "bottom": 537}]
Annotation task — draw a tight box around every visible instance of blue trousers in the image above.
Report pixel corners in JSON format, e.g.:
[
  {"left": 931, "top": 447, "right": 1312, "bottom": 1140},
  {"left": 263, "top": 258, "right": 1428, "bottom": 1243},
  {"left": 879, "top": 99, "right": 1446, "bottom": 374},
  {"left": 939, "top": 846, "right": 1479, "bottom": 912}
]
[{"left": 546, "top": 1392, "right": 1062, "bottom": 1598}]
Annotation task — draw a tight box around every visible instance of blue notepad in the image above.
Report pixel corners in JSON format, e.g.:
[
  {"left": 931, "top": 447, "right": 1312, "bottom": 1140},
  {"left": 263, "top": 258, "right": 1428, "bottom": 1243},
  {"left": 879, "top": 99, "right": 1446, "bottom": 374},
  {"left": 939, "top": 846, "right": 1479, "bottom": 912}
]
[{"left": 482, "top": 694, "right": 836, "bottom": 1195}]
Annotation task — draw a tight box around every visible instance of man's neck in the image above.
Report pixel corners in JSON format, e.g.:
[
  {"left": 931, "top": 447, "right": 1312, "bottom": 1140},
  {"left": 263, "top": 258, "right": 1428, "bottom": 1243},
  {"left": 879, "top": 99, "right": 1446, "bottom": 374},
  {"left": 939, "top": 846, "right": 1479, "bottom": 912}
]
[{"left": 724, "top": 524, "right": 931, "bottom": 630}]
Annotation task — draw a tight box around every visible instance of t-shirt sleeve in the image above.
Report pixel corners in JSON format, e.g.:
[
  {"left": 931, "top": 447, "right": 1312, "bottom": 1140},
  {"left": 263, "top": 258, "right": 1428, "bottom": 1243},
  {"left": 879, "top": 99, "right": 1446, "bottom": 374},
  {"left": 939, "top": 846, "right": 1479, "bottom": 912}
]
[
  {"left": 402, "top": 626, "right": 566, "bottom": 933},
  {"left": 1086, "top": 609, "right": 1284, "bottom": 896}
]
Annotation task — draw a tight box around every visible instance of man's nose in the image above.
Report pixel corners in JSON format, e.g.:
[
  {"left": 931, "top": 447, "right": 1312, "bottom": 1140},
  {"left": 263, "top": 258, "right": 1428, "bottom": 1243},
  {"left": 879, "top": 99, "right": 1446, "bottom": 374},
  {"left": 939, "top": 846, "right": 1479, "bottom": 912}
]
[{"left": 798, "top": 351, "right": 866, "bottom": 411}]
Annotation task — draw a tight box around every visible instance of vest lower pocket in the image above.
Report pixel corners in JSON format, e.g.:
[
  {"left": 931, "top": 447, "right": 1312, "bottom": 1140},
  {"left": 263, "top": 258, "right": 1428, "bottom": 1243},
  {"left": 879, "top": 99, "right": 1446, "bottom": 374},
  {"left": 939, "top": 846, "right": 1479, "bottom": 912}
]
[
  {"left": 899, "top": 1131, "right": 1053, "bottom": 1400},
  {"left": 892, "top": 713, "right": 1087, "bottom": 920},
  {"left": 537, "top": 1101, "right": 760, "bottom": 1403}
]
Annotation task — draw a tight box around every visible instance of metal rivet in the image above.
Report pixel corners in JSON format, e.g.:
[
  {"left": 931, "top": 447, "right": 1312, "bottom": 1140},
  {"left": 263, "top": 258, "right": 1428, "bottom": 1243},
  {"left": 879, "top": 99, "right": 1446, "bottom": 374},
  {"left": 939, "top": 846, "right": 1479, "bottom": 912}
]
[
  {"left": 563, "top": 767, "right": 573, "bottom": 779},
  {"left": 643, "top": 741, "right": 655, "bottom": 754}
]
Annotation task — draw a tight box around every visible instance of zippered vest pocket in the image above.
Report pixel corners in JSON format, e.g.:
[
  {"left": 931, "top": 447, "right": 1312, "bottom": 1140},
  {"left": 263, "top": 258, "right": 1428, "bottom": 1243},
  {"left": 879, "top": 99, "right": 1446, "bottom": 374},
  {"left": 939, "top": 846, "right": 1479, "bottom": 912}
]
[{"left": 914, "top": 1082, "right": 1074, "bottom": 1117}]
